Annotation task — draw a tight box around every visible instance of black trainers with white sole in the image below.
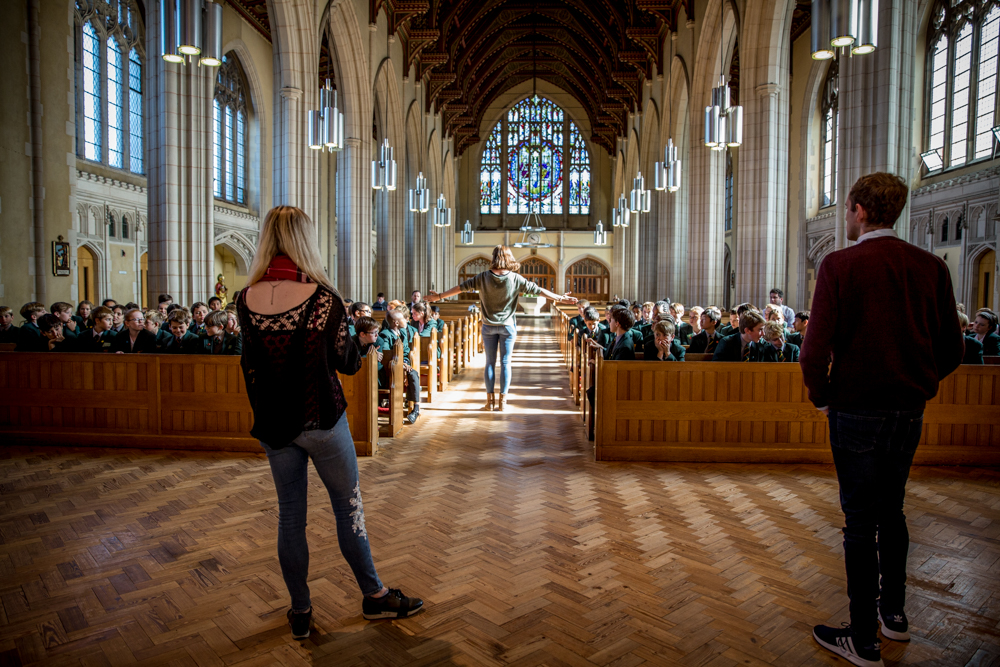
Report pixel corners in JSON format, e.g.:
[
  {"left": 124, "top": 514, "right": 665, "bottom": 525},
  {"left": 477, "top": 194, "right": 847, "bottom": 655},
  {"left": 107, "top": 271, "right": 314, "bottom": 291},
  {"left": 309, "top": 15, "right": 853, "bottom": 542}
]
[
  {"left": 287, "top": 607, "right": 312, "bottom": 640},
  {"left": 878, "top": 607, "right": 910, "bottom": 641},
  {"left": 813, "top": 624, "right": 884, "bottom": 667},
  {"left": 362, "top": 588, "right": 424, "bottom": 620}
]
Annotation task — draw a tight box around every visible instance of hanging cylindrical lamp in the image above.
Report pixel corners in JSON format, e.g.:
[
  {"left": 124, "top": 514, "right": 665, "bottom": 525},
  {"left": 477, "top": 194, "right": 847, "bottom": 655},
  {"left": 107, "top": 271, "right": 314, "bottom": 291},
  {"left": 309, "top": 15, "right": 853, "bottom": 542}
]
[
  {"left": 160, "top": 0, "right": 183, "bottom": 62},
  {"left": 461, "top": 220, "right": 475, "bottom": 245},
  {"left": 199, "top": 2, "right": 223, "bottom": 66},
  {"left": 852, "top": 0, "right": 878, "bottom": 54},
  {"left": 409, "top": 171, "right": 430, "bottom": 212},
  {"left": 593, "top": 220, "right": 607, "bottom": 246},
  {"left": 830, "top": 0, "right": 856, "bottom": 47},
  {"left": 810, "top": 0, "right": 834, "bottom": 60},
  {"left": 308, "top": 109, "right": 325, "bottom": 150},
  {"left": 321, "top": 86, "right": 344, "bottom": 151},
  {"left": 433, "top": 194, "right": 451, "bottom": 227},
  {"left": 666, "top": 139, "right": 681, "bottom": 192},
  {"left": 176, "top": 0, "right": 203, "bottom": 56},
  {"left": 629, "top": 173, "right": 651, "bottom": 213},
  {"left": 615, "top": 193, "right": 631, "bottom": 228},
  {"left": 371, "top": 139, "right": 397, "bottom": 190},
  {"left": 726, "top": 105, "right": 743, "bottom": 147}
]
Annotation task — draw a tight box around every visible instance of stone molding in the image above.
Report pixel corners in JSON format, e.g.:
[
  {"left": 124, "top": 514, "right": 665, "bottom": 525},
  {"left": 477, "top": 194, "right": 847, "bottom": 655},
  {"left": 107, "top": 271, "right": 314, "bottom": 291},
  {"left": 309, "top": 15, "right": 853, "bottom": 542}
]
[
  {"left": 77, "top": 169, "right": 148, "bottom": 194},
  {"left": 912, "top": 165, "right": 1000, "bottom": 197}
]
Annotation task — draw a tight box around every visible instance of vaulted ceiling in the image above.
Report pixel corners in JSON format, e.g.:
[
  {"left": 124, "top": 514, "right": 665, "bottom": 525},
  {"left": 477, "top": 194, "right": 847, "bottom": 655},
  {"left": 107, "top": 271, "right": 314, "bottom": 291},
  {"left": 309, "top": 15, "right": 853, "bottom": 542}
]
[{"left": 226, "top": 0, "right": 812, "bottom": 157}]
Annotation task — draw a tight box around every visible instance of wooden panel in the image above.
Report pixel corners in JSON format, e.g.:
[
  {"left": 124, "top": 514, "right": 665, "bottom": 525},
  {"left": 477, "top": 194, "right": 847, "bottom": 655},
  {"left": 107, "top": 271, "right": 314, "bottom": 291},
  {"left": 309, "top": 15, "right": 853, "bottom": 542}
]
[
  {"left": 339, "top": 355, "right": 379, "bottom": 456},
  {"left": 418, "top": 328, "right": 438, "bottom": 403},
  {"left": 378, "top": 339, "right": 405, "bottom": 438}
]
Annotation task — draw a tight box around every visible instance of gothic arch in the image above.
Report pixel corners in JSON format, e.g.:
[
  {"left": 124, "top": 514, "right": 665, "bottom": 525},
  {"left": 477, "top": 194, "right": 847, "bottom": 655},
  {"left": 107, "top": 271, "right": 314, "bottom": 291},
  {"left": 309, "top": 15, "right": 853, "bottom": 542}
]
[
  {"left": 564, "top": 255, "right": 611, "bottom": 303},
  {"left": 221, "top": 41, "right": 266, "bottom": 214},
  {"left": 373, "top": 54, "right": 405, "bottom": 298},
  {"left": 213, "top": 230, "right": 254, "bottom": 274}
]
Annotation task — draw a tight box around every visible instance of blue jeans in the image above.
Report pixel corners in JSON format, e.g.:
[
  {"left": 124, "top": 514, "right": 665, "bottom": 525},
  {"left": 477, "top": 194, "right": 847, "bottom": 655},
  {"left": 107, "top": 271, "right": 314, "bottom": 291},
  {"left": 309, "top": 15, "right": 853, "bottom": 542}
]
[
  {"left": 828, "top": 408, "right": 923, "bottom": 641},
  {"left": 482, "top": 324, "right": 517, "bottom": 394},
  {"left": 261, "top": 414, "right": 383, "bottom": 611}
]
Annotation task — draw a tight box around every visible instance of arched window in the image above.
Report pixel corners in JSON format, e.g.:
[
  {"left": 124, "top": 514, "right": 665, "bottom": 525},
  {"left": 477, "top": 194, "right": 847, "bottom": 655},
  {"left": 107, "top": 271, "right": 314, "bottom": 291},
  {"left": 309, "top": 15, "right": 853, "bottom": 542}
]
[
  {"left": 925, "top": 0, "right": 1000, "bottom": 171},
  {"left": 519, "top": 257, "right": 556, "bottom": 292},
  {"left": 942, "top": 216, "right": 950, "bottom": 242},
  {"left": 74, "top": 0, "right": 144, "bottom": 174},
  {"left": 565, "top": 259, "right": 610, "bottom": 303},
  {"left": 479, "top": 96, "right": 591, "bottom": 216},
  {"left": 108, "top": 212, "right": 116, "bottom": 238},
  {"left": 458, "top": 257, "right": 492, "bottom": 301},
  {"left": 821, "top": 60, "right": 839, "bottom": 208},
  {"left": 214, "top": 55, "right": 249, "bottom": 205},
  {"left": 121, "top": 215, "right": 130, "bottom": 240}
]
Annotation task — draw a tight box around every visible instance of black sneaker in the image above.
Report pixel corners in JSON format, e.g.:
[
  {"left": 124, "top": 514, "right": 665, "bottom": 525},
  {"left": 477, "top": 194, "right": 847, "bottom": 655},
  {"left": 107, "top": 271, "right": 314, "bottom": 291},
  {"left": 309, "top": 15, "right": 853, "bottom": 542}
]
[
  {"left": 362, "top": 588, "right": 424, "bottom": 620},
  {"left": 878, "top": 606, "right": 910, "bottom": 641},
  {"left": 287, "top": 607, "right": 312, "bottom": 639},
  {"left": 813, "top": 624, "right": 883, "bottom": 667},
  {"left": 404, "top": 409, "right": 419, "bottom": 424}
]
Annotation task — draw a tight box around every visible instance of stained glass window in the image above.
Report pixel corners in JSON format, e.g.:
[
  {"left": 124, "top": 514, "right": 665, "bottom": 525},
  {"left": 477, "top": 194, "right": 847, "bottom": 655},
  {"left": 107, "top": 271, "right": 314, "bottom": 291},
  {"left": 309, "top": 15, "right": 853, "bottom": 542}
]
[
  {"left": 568, "top": 123, "right": 590, "bottom": 214},
  {"left": 926, "top": 0, "right": 1000, "bottom": 169},
  {"left": 820, "top": 60, "right": 838, "bottom": 208},
  {"left": 214, "top": 55, "right": 249, "bottom": 205},
  {"left": 75, "top": 1, "right": 143, "bottom": 174},
  {"left": 107, "top": 38, "right": 124, "bottom": 169},
  {"left": 128, "top": 49, "right": 143, "bottom": 174},
  {"left": 480, "top": 124, "right": 502, "bottom": 213},
  {"left": 82, "top": 22, "right": 101, "bottom": 161},
  {"left": 479, "top": 96, "right": 591, "bottom": 217},
  {"left": 507, "top": 96, "right": 563, "bottom": 214}
]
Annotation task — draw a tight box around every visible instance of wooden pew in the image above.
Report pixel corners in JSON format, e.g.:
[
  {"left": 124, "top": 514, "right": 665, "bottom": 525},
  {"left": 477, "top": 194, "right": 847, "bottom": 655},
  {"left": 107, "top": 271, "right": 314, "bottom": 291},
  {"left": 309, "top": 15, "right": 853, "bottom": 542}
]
[
  {"left": 417, "top": 328, "right": 438, "bottom": 403},
  {"left": 378, "top": 339, "right": 405, "bottom": 438},
  {"left": 0, "top": 352, "right": 380, "bottom": 456},
  {"left": 438, "top": 322, "right": 451, "bottom": 390},
  {"left": 593, "top": 359, "right": 1000, "bottom": 465},
  {"left": 985, "top": 356, "right": 1000, "bottom": 365}
]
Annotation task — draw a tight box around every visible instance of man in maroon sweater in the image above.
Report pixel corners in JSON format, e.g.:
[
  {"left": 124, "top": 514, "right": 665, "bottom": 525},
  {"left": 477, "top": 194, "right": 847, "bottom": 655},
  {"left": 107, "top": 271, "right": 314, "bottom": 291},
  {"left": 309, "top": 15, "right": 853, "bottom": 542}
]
[{"left": 802, "top": 173, "right": 964, "bottom": 667}]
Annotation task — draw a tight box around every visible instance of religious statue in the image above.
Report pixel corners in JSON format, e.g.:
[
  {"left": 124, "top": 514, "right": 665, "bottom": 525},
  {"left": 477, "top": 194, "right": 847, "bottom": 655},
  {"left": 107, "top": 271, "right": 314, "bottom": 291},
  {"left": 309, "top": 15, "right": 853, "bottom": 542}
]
[{"left": 215, "top": 274, "right": 228, "bottom": 308}]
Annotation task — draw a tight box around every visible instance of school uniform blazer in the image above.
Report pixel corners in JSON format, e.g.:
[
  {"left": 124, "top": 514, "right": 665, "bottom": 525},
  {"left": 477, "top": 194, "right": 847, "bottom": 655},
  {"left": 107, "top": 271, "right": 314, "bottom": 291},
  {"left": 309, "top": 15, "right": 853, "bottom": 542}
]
[
  {"left": 71, "top": 315, "right": 87, "bottom": 330},
  {"left": 0, "top": 324, "right": 20, "bottom": 346},
  {"left": 642, "top": 338, "right": 687, "bottom": 361},
  {"left": 165, "top": 331, "right": 202, "bottom": 354},
  {"left": 77, "top": 329, "right": 117, "bottom": 353},
  {"left": 675, "top": 322, "right": 694, "bottom": 346},
  {"left": 962, "top": 335, "right": 984, "bottom": 364},
  {"left": 761, "top": 342, "right": 800, "bottom": 362},
  {"left": 154, "top": 329, "right": 174, "bottom": 352},
  {"left": 687, "top": 330, "right": 722, "bottom": 354},
  {"left": 603, "top": 334, "right": 636, "bottom": 361},
  {"left": 712, "top": 333, "right": 765, "bottom": 362},
  {"left": 584, "top": 326, "right": 612, "bottom": 349},
  {"left": 196, "top": 332, "right": 242, "bottom": 356},
  {"left": 567, "top": 315, "right": 583, "bottom": 340},
  {"left": 786, "top": 331, "right": 804, "bottom": 348},
  {"left": 717, "top": 324, "right": 736, "bottom": 338},
  {"left": 109, "top": 329, "right": 158, "bottom": 354},
  {"left": 978, "top": 332, "right": 1000, "bottom": 356},
  {"left": 378, "top": 328, "right": 410, "bottom": 360}
]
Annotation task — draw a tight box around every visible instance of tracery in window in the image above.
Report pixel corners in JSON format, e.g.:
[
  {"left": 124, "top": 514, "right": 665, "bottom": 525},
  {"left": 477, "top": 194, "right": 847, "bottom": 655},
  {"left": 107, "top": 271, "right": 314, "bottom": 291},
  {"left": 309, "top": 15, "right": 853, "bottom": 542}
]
[
  {"left": 214, "top": 55, "right": 249, "bottom": 205},
  {"left": 74, "top": 0, "right": 144, "bottom": 174},
  {"left": 926, "top": 0, "right": 1000, "bottom": 170},
  {"left": 820, "top": 60, "right": 839, "bottom": 208},
  {"left": 479, "top": 96, "right": 592, "bottom": 217}
]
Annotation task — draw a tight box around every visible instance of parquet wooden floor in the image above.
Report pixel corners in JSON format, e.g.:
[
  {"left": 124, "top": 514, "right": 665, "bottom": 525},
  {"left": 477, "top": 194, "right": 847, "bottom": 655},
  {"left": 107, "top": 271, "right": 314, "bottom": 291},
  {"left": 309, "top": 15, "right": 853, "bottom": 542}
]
[{"left": 2, "top": 320, "right": 1000, "bottom": 667}]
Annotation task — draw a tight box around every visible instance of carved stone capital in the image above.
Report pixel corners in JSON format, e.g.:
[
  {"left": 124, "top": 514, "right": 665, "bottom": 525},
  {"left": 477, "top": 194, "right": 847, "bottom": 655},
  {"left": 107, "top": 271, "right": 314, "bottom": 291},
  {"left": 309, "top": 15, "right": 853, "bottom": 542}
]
[
  {"left": 755, "top": 83, "right": 781, "bottom": 98},
  {"left": 280, "top": 87, "right": 303, "bottom": 100}
]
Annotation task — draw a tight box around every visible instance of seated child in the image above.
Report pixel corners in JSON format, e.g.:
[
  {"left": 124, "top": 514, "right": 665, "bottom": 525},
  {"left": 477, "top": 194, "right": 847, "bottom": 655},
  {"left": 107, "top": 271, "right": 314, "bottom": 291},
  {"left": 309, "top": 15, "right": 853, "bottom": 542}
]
[
  {"left": 51, "top": 302, "right": 80, "bottom": 339},
  {"left": 567, "top": 299, "right": 590, "bottom": 341},
  {"left": 787, "top": 310, "right": 809, "bottom": 347},
  {"left": 166, "top": 309, "right": 201, "bottom": 354},
  {"left": 37, "top": 313, "right": 78, "bottom": 352},
  {"left": 199, "top": 310, "right": 242, "bottom": 355},
  {"left": 760, "top": 320, "right": 800, "bottom": 362},
  {"left": 958, "top": 312, "right": 983, "bottom": 364},
  {"left": 0, "top": 306, "right": 20, "bottom": 346},
  {"left": 688, "top": 308, "right": 723, "bottom": 353},
  {"left": 971, "top": 309, "right": 1000, "bottom": 355},
  {"left": 77, "top": 306, "right": 117, "bottom": 352},
  {"left": 712, "top": 310, "right": 766, "bottom": 361},
  {"left": 718, "top": 308, "right": 739, "bottom": 337},
  {"left": 588, "top": 306, "right": 635, "bottom": 360},
  {"left": 190, "top": 302, "right": 209, "bottom": 336},
  {"left": 353, "top": 316, "right": 383, "bottom": 374},
  {"left": 74, "top": 301, "right": 93, "bottom": 330},
  {"left": 645, "top": 320, "right": 680, "bottom": 361},
  {"left": 582, "top": 307, "right": 611, "bottom": 348},
  {"left": 348, "top": 301, "right": 372, "bottom": 336},
  {"left": 109, "top": 304, "right": 126, "bottom": 334},
  {"left": 208, "top": 296, "right": 223, "bottom": 311},
  {"left": 379, "top": 309, "right": 420, "bottom": 424},
  {"left": 144, "top": 310, "right": 174, "bottom": 352},
  {"left": 110, "top": 308, "right": 158, "bottom": 353}
]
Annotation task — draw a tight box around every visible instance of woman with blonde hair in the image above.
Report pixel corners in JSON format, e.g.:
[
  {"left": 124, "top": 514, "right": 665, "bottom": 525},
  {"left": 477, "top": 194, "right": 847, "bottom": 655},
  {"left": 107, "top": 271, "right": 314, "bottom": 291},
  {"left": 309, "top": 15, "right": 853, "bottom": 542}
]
[
  {"left": 237, "top": 206, "right": 422, "bottom": 639},
  {"left": 425, "top": 244, "right": 577, "bottom": 411}
]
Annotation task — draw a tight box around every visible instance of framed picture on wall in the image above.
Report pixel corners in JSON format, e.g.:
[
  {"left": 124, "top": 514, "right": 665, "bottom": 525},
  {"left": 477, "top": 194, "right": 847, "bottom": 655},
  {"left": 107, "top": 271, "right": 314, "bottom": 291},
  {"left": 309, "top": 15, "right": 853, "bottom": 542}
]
[{"left": 52, "top": 240, "right": 70, "bottom": 276}]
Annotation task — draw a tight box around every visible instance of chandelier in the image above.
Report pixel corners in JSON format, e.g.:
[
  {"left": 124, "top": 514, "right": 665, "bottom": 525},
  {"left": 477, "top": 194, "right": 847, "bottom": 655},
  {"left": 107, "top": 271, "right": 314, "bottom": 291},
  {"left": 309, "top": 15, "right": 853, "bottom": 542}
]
[
  {"left": 512, "top": 212, "right": 553, "bottom": 248},
  {"left": 160, "top": 0, "right": 223, "bottom": 67},
  {"left": 704, "top": 76, "right": 743, "bottom": 150},
  {"left": 593, "top": 220, "right": 608, "bottom": 246},
  {"left": 308, "top": 80, "right": 345, "bottom": 152},
  {"left": 432, "top": 194, "right": 452, "bottom": 228},
  {"left": 612, "top": 193, "right": 630, "bottom": 228},
  {"left": 460, "top": 220, "right": 475, "bottom": 245},
  {"left": 655, "top": 37, "right": 682, "bottom": 193},
  {"left": 811, "top": 0, "right": 878, "bottom": 60},
  {"left": 409, "top": 171, "right": 430, "bottom": 212},
  {"left": 629, "top": 173, "right": 651, "bottom": 214},
  {"left": 371, "top": 138, "right": 397, "bottom": 190}
]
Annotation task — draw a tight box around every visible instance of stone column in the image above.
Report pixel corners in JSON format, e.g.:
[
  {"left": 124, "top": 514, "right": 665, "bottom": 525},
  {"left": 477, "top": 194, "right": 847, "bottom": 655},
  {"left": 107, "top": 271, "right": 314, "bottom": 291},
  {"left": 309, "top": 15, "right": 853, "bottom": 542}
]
[
  {"left": 836, "top": 0, "right": 918, "bottom": 249},
  {"left": 146, "top": 0, "right": 215, "bottom": 307},
  {"left": 337, "top": 136, "right": 373, "bottom": 300}
]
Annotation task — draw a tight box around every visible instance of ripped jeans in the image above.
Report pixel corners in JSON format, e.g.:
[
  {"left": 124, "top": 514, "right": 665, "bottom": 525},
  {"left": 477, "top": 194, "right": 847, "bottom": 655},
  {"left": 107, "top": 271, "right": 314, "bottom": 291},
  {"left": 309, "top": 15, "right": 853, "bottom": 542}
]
[{"left": 261, "top": 414, "right": 383, "bottom": 611}]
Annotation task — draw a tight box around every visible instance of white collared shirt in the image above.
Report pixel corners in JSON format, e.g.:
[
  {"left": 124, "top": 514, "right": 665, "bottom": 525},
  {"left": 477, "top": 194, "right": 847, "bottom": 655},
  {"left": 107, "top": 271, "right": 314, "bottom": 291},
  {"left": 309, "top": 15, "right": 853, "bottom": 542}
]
[{"left": 856, "top": 228, "right": 898, "bottom": 244}]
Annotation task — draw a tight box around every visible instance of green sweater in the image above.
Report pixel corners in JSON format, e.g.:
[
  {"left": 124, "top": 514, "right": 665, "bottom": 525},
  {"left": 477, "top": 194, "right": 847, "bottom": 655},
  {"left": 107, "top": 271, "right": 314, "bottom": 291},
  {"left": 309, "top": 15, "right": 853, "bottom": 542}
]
[{"left": 458, "top": 270, "right": 541, "bottom": 327}]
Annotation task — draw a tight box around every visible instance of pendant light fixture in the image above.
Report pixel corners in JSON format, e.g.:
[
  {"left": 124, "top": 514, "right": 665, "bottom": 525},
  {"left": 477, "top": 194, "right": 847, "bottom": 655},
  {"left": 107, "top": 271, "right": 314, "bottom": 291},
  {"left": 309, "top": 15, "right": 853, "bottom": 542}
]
[
  {"left": 308, "top": 79, "right": 345, "bottom": 151},
  {"left": 409, "top": 171, "right": 430, "bottom": 212},
  {"left": 612, "top": 193, "right": 630, "bottom": 228},
  {"left": 372, "top": 29, "right": 397, "bottom": 190},
  {"left": 811, "top": 0, "right": 879, "bottom": 60},
  {"left": 655, "top": 35, "right": 682, "bottom": 193},
  {"left": 593, "top": 220, "right": 607, "bottom": 246},
  {"left": 461, "top": 220, "right": 475, "bottom": 245},
  {"left": 704, "top": 11, "right": 743, "bottom": 151},
  {"left": 160, "top": 0, "right": 223, "bottom": 67},
  {"left": 629, "top": 173, "right": 651, "bottom": 214},
  {"left": 432, "top": 194, "right": 451, "bottom": 228}
]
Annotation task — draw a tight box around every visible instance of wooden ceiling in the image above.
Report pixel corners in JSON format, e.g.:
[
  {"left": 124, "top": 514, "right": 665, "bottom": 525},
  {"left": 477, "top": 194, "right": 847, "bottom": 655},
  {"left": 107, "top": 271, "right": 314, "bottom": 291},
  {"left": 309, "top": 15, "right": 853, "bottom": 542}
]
[{"left": 225, "top": 0, "right": 813, "bottom": 156}]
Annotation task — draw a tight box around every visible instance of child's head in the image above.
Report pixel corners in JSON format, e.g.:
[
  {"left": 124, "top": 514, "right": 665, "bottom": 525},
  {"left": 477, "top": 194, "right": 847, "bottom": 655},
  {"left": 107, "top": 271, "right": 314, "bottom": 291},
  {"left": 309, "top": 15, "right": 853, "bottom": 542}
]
[
  {"left": 430, "top": 305, "right": 440, "bottom": 319},
  {"left": 168, "top": 309, "right": 191, "bottom": 336},
  {"left": 653, "top": 320, "right": 676, "bottom": 348},
  {"left": 20, "top": 302, "right": 46, "bottom": 323},
  {"left": 583, "top": 306, "right": 600, "bottom": 326},
  {"left": 92, "top": 306, "right": 113, "bottom": 331},
  {"left": 700, "top": 308, "right": 721, "bottom": 331},
  {"left": 144, "top": 310, "right": 163, "bottom": 333},
  {"left": 739, "top": 311, "right": 766, "bottom": 341},
  {"left": 608, "top": 306, "right": 635, "bottom": 333},
  {"left": 793, "top": 311, "right": 810, "bottom": 332},
  {"left": 208, "top": 296, "right": 222, "bottom": 311},
  {"left": 350, "top": 302, "right": 372, "bottom": 319},
  {"left": 76, "top": 300, "right": 93, "bottom": 318},
  {"left": 0, "top": 306, "right": 12, "bottom": 327},
  {"left": 957, "top": 312, "right": 970, "bottom": 331},
  {"left": 576, "top": 299, "right": 591, "bottom": 317},
  {"left": 393, "top": 305, "right": 412, "bottom": 323},
  {"left": 51, "top": 302, "right": 73, "bottom": 322},
  {"left": 387, "top": 310, "right": 406, "bottom": 330},
  {"left": 762, "top": 321, "right": 786, "bottom": 348},
  {"left": 102, "top": 298, "right": 117, "bottom": 308},
  {"left": 123, "top": 308, "right": 145, "bottom": 332},
  {"left": 191, "top": 302, "right": 209, "bottom": 324},
  {"left": 225, "top": 310, "right": 238, "bottom": 332},
  {"left": 411, "top": 302, "right": 427, "bottom": 322},
  {"left": 204, "top": 310, "right": 228, "bottom": 336},
  {"left": 974, "top": 309, "right": 998, "bottom": 336},
  {"left": 38, "top": 314, "right": 63, "bottom": 339},
  {"left": 355, "top": 316, "right": 380, "bottom": 346},
  {"left": 112, "top": 304, "right": 125, "bottom": 325},
  {"left": 157, "top": 294, "right": 173, "bottom": 316}
]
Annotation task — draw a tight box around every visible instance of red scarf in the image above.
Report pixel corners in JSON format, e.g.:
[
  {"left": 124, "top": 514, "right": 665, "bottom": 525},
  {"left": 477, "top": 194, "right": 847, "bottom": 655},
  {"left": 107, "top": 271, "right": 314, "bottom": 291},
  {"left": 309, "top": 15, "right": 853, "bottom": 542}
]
[{"left": 262, "top": 254, "right": 312, "bottom": 283}]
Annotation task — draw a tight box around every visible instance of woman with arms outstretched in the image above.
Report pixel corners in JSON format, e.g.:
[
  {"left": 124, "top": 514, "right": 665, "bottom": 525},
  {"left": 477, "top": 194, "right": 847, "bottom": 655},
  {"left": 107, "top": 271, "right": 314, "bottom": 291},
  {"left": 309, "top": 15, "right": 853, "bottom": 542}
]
[{"left": 425, "top": 244, "right": 577, "bottom": 411}]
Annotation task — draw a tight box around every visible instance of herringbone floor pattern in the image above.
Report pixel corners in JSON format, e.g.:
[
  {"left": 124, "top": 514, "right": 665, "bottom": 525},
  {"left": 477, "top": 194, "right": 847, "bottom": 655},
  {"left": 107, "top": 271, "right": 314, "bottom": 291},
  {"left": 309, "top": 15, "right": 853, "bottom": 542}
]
[{"left": 2, "top": 320, "right": 1000, "bottom": 666}]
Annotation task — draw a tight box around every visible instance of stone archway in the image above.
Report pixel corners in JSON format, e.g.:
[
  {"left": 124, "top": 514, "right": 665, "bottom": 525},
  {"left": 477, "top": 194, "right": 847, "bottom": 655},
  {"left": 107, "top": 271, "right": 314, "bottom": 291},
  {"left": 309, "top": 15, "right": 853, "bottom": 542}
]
[{"left": 564, "top": 257, "right": 611, "bottom": 304}]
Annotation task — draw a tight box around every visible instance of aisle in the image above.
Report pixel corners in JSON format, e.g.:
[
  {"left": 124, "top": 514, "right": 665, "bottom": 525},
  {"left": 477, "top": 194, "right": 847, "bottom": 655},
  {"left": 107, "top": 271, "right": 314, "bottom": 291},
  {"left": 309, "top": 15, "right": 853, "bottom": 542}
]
[{"left": 1, "top": 319, "right": 999, "bottom": 666}]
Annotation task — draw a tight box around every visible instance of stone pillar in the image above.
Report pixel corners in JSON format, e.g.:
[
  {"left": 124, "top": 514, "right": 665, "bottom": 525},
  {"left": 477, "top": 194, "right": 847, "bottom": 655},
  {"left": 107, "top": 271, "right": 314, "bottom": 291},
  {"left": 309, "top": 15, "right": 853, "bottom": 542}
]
[
  {"left": 735, "top": 80, "right": 790, "bottom": 306},
  {"left": 836, "top": 0, "right": 918, "bottom": 249},
  {"left": 337, "top": 137, "right": 373, "bottom": 300},
  {"left": 687, "top": 135, "right": 726, "bottom": 307},
  {"left": 146, "top": 0, "right": 215, "bottom": 307}
]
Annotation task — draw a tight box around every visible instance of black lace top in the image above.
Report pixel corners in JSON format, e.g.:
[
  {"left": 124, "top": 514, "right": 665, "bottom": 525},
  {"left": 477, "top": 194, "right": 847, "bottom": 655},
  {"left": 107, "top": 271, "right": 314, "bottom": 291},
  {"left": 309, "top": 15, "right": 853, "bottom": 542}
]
[{"left": 237, "top": 286, "right": 361, "bottom": 448}]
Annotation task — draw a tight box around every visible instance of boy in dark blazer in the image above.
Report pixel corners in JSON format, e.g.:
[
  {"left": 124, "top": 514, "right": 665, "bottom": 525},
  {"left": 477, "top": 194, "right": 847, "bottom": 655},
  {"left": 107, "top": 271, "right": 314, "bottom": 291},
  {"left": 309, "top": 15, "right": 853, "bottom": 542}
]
[
  {"left": 958, "top": 313, "right": 984, "bottom": 364},
  {"left": 786, "top": 311, "right": 809, "bottom": 348},
  {"left": 165, "top": 310, "right": 202, "bottom": 354},
  {"left": 353, "top": 316, "right": 384, "bottom": 377},
  {"left": 760, "top": 320, "right": 800, "bottom": 362},
  {"left": 110, "top": 308, "right": 158, "bottom": 353},
  {"left": 582, "top": 307, "right": 611, "bottom": 348},
  {"left": 379, "top": 309, "right": 420, "bottom": 424},
  {"left": 198, "top": 310, "right": 242, "bottom": 355},
  {"left": 567, "top": 300, "right": 590, "bottom": 341},
  {"left": 971, "top": 310, "right": 1000, "bottom": 356},
  {"left": 0, "top": 306, "right": 20, "bottom": 346},
  {"left": 688, "top": 308, "right": 724, "bottom": 354},
  {"left": 712, "top": 310, "right": 767, "bottom": 361},
  {"left": 37, "top": 314, "right": 79, "bottom": 352},
  {"left": 588, "top": 306, "right": 636, "bottom": 360},
  {"left": 644, "top": 320, "right": 680, "bottom": 361},
  {"left": 77, "top": 306, "right": 117, "bottom": 352}
]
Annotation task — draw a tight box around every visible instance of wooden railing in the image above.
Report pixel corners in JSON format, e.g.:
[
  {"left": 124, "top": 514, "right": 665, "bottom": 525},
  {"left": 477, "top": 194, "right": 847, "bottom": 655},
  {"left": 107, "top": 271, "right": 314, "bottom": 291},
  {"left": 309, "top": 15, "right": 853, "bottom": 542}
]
[
  {"left": 0, "top": 352, "right": 381, "bottom": 456},
  {"left": 593, "top": 359, "right": 1000, "bottom": 465}
]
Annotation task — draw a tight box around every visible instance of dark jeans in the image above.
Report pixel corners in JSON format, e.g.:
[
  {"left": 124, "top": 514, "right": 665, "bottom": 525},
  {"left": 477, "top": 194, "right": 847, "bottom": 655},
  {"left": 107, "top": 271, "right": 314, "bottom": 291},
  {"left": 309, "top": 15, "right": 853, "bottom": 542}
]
[
  {"left": 261, "top": 414, "right": 383, "bottom": 611},
  {"left": 405, "top": 367, "right": 421, "bottom": 404},
  {"left": 828, "top": 408, "right": 923, "bottom": 641}
]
